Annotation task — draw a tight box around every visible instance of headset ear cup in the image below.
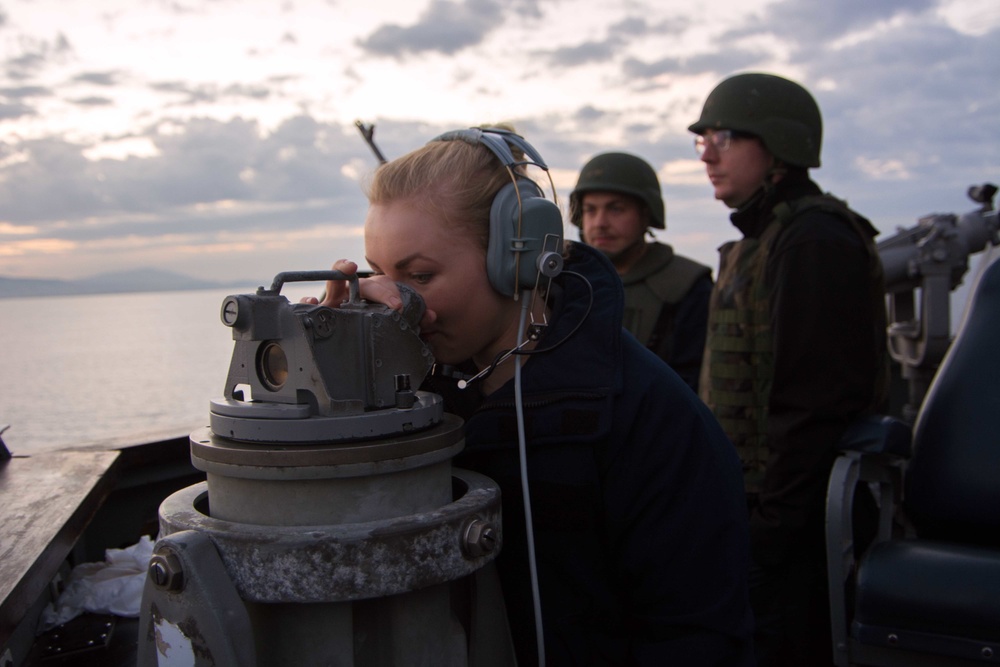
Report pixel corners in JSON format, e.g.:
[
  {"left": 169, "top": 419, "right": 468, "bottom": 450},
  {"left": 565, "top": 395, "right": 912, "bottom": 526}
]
[
  {"left": 487, "top": 180, "right": 564, "bottom": 297},
  {"left": 430, "top": 127, "right": 562, "bottom": 297}
]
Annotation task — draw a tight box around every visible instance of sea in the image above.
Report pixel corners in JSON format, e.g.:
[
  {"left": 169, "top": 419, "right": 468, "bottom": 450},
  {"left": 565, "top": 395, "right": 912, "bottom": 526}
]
[
  {"left": 1, "top": 254, "right": 985, "bottom": 456},
  {"left": 0, "top": 285, "right": 320, "bottom": 455}
]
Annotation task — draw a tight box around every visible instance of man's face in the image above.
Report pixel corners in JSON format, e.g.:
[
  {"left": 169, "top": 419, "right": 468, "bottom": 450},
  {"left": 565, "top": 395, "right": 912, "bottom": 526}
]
[
  {"left": 696, "top": 129, "right": 773, "bottom": 208},
  {"left": 579, "top": 191, "right": 647, "bottom": 258}
]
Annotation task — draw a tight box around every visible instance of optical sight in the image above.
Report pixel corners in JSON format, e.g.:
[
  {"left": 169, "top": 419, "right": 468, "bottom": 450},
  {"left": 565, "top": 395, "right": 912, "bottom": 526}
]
[{"left": 210, "top": 270, "right": 441, "bottom": 443}]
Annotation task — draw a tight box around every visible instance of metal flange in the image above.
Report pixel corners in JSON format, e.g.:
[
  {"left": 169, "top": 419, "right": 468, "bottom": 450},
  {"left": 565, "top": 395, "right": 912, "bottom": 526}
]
[{"left": 157, "top": 468, "right": 502, "bottom": 603}]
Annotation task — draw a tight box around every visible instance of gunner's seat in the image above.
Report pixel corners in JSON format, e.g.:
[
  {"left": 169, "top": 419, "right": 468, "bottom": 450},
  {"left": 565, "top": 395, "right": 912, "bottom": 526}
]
[{"left": 826, "top": 245, "right": 1000, "bottom": 666}]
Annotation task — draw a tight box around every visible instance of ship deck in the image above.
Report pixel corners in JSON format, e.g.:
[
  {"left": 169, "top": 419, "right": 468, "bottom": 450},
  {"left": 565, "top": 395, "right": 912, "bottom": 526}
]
[{"left": 0, "top": 434, "right": 203, "bottom": 667}]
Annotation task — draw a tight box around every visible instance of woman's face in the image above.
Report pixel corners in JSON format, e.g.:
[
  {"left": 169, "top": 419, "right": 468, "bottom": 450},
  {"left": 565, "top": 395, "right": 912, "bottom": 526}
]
[{"left": 364, "top": 198, "right": 522, "bottom": 368}]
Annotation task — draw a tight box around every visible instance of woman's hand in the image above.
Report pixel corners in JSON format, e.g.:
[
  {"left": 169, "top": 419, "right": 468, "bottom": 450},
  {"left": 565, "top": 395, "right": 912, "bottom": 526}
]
[
  {"left": 299, "top": 260, "right": 436, "bottom": 330},
  {"left": 298, "top": 259, "right": 365, "bottom": 307}
]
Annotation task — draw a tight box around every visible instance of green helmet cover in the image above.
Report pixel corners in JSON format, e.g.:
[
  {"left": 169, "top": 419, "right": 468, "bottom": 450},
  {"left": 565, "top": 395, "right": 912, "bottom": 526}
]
[
  {"left": 569, "top": 152, "right": 665, "bottom": 229},
  {"left": 688, "top": 72, "right": 822, "bottom": 168}
]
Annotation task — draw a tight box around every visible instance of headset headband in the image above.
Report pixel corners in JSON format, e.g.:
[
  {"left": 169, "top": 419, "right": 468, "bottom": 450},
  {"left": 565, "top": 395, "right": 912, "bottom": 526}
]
[{"left": 430, "top": 128, "right": 550, "bottom": 171}]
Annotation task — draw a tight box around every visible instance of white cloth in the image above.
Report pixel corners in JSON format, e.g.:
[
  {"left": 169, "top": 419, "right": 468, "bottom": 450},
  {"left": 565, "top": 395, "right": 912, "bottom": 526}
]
[{"left": 38, "top": 535, "right": 154, "bottom": 632}]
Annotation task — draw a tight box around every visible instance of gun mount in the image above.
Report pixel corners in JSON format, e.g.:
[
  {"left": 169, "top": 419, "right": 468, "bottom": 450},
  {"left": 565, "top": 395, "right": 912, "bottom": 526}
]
[{"left": 878, "top": 183, "right": 999, "bottom": 421}]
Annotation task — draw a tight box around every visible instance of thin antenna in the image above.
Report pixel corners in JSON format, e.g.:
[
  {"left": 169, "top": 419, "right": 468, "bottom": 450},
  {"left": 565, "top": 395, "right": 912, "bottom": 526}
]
[{"left": 354, "top": 120, "right": 388, "bottom": 165}]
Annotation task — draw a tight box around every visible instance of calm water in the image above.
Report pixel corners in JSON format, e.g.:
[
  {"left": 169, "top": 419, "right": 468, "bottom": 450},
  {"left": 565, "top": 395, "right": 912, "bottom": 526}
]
[
  {"left": 0, "top": 285, "right": 319, "bottom": 454},
  {"left": 1, "top": 252, "right": 985, "bottom": 455}
]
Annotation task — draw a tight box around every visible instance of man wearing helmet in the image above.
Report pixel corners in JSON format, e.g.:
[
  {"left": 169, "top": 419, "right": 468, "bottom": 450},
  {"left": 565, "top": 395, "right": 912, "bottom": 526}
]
[
  {"left": 690, "top": 73, "right": 889, "bottom": 666},
  {"left": 570, "top": 152, "right": 713, "bottom": 391}
]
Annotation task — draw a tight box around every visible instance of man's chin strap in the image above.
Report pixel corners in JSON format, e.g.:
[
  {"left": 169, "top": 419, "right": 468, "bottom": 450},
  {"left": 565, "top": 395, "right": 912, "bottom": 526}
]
[
  {"left": 734, "top": 186, "right": 769, "bottom": 214},
  {"left": 735, "top": 162, "right": 789, "bottom": 213}
]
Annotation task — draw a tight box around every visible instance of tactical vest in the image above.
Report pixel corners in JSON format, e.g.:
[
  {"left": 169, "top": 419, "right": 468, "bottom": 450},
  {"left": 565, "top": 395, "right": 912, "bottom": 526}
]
[
  {"left": 698, "top": 195, "right": 888, "bottom": 493},
  {"left": 621, "top": 243, "right": 711, "bottom": 354}
]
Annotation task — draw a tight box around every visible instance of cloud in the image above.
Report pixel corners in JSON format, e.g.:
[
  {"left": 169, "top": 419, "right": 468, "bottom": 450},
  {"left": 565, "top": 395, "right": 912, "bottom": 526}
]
[
  {"left": 72, "top": 71, "right": 122, "bottom": 86},
  {"left": 0, "top": 111, "right": 447, "bottom": 279},
  {"left": 621, "top": 55, "right": 681, "bottom": 79},
  {"left": 797, "top": 17, "right": 1000, "bottom": 200},
  {"left": 3, "top": 33, "right": 72, "bottom": 81},
  {"left": 726, "top": 0, "right": 938, "bottom": 46},
  {"left": 0, "top": 114, "right": 370, "bottom": 251},
  {"left": 0, "top": 222, "right": 38, "bottom": 235},
  {"left": 0, "top": 85, "right": 52, "bottom": 99},
  {"left": 357, "top": 0, "right": 505, "bottom": 57},
  {"left": 661, "top": 158, "right": 706, "bottom": 186},
  {"left": 609, "top": 17, "right": 653, "bottom": 38},
  {"left": 855, "top": 156, "right": 912, "bottom": 181},
  {"left": 544, "top": 37, "right": 626, "bottom": 68},
  {"left": 0, "top": 100, "right": 35, "bottom": 119},
  {"left": 0, "top": 237, "right": 76, "bottom": 256},
  {"left": 538, "top": 15, "right": 689, "bottom": 70},
  {"left": 623, "top": 44, "right": 776, "bottom": 82},
  {"left": 71, "top": 96, "right": 114, "bottom": 107},
  {"left": 573, "top": 105, "right": 608, "bottom": 123},
  {"left": 148, "top": 80, "right": 276, "bottom": 107},
  {"left": 0, "top": 0, "right": 996, "bottom": 283}
]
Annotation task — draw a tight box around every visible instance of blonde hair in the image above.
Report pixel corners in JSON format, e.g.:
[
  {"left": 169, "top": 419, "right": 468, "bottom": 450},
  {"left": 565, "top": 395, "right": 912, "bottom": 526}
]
[{"left": 365, "top": 124, "right": 528, "bottom": 252}]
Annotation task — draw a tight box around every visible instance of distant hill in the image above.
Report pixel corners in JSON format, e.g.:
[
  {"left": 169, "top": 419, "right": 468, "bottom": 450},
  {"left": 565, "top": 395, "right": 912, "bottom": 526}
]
[{"left": 0, "top": 268, "right": 253, "bottom": 298}]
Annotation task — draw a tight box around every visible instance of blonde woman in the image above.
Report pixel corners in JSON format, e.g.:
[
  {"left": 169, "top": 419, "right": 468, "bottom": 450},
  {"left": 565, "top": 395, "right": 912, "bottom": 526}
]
[{"left": 308, "top": 127, "right": 753, "bottom": 666}]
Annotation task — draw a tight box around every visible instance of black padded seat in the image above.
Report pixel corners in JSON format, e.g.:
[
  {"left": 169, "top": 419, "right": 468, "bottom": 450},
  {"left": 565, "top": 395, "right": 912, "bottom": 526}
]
[
  {"left": 848, "top": 249, "right": 1000, "bottom": 665},
  {"left": 854, "top": 540, "right": 1000, "bottom": 660},
  {"left": 903, "top": 249, "right": 1000, "bottom": 549}
]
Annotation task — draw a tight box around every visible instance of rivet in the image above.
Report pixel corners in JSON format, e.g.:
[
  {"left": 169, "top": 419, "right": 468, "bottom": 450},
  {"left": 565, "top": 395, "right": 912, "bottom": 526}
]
[
  {"left": 983, "top": 646, "right": 994, "bottom": 659},
  {"left": 887, "top": 633, "right": 899, "bottom": 646}
]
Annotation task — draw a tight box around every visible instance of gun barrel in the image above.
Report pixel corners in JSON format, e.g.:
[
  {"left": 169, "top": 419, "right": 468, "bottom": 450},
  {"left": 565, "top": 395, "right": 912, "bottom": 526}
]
[{"left": 879, "top": 206, "right": 999, "bottom": 292}]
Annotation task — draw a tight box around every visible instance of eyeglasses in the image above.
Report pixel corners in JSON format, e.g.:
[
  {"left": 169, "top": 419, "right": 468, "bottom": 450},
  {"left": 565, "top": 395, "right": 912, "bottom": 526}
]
[{"left": 694, "top": 130, "right": 740, "bottom": 156}]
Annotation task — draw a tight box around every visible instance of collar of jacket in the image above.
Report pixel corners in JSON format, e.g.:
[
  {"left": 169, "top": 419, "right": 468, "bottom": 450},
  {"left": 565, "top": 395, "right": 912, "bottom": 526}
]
[
  {"left": 620, "top": 241, "right": 675, "bottom": 286},
  {"left": 730, "top": 170, "right": 822, "bottom": 238},
  {"left": 467, "top": 241, "right": 624, "bottom": 444}
]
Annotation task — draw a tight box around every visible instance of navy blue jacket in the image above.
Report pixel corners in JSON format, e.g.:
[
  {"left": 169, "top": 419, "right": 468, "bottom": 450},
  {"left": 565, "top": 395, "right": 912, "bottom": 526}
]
[{"left": 445, "top": 242, "right": 755, "bottom": 666}]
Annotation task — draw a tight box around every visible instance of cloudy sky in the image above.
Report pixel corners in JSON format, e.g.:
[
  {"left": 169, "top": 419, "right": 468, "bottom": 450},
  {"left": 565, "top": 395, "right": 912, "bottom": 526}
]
[{"left": 1, "top": 0, "right": 998, "bottom": 285}]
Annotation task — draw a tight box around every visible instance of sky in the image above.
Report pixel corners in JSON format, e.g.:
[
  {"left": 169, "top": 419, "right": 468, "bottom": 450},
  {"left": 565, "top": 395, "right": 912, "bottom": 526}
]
[{"left": 0, "top": 0, "right": 998, "bottom": 286}]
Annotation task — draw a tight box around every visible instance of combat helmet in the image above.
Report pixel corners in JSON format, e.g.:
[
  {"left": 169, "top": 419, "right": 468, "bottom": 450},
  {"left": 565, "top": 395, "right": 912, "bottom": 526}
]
[
  {"left": 688, "top": 72, "right": 822, "bottom": 169},
  {"left": 569, "top": 152, "right": 665, "bottom": 229}
]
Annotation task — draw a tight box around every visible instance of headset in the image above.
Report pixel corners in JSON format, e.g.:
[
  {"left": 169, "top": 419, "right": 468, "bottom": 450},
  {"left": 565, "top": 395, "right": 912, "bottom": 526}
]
[{"left": 430, "top": 128, "right": 564, "bottom": 298}]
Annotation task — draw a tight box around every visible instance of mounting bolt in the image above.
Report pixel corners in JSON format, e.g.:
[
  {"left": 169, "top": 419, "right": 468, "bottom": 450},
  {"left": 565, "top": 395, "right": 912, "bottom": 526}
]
[
  {"left": 148, "top": 549, "right": 185, "bottom": 592},
  {"left": 462, "top": 519, "right": 498, "bottom": 558}
]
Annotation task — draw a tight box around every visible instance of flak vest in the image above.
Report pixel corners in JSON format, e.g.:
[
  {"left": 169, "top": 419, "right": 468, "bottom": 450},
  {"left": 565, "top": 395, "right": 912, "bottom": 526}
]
[
  {"left": 698, "top": 194, "right": 889, "bottom": 493},
  {"left": 621, "top": 243, "right": 711, "bottom": 354}
]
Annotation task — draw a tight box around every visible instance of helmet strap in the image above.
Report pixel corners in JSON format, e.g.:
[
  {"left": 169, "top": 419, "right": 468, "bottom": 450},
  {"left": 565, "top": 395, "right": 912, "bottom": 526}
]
[{"left": 603, "top": 235, "right": 648, "bottom": 273}]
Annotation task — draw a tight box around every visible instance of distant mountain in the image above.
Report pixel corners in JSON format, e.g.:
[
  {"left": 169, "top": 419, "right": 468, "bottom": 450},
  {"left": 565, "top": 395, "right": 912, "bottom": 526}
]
[{"left": 0, "top": 268, "right": 253, "bottom": 298}]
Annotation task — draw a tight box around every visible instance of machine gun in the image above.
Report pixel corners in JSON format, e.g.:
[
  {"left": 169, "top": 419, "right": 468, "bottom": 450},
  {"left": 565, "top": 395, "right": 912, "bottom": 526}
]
[{"left": 877, "top": 183, "right": 999, "bottom": 422}]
